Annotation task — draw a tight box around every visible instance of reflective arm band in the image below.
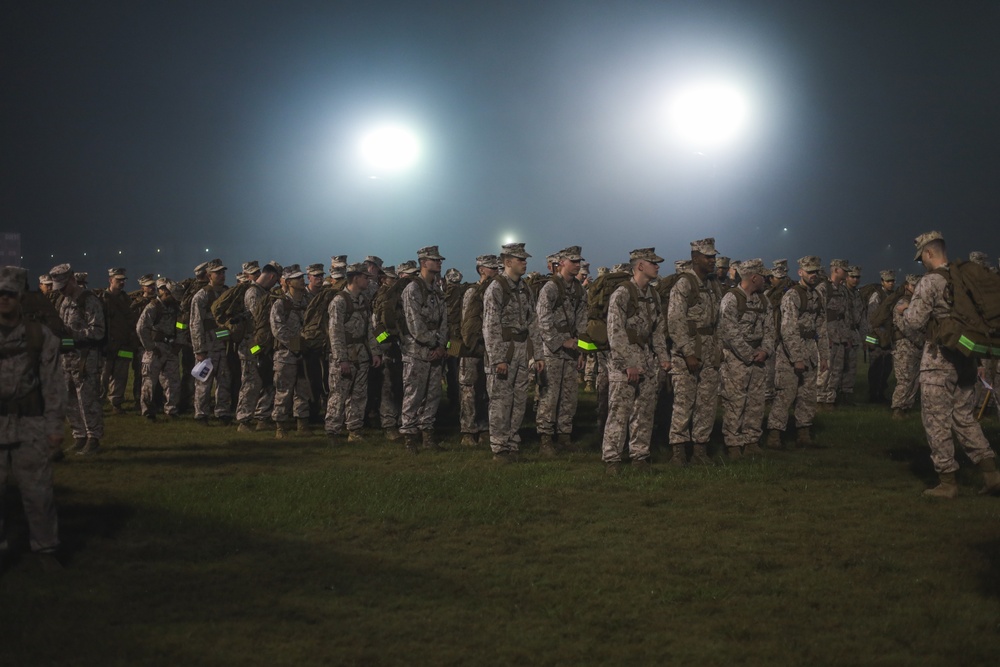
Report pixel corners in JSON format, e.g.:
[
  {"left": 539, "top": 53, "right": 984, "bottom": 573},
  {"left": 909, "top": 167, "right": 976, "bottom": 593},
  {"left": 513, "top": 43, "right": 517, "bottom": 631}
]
[
  {"left": 117, "top": 350, "right": 134, "bottom": 359},
  {"left": 446, "top": 341, "right": 451, "bottom": 349},
  {"left": 215, "top": 329, "right": 230, "bottom": 339},
  {"left": 376, "top": 331, "right": 389, "bottom": 343},
  {"left": 958, "top": 335, "right": 987, "bottom": 355},
  {"left": 864, "top": 335, "right": 878, "bottom": 345},
  {"left": 250, "top": 345, "right": 261, "bottom": 355},
  {"left": 175, "top": 321, "right": 187, "bottom": 330},
  {"left": 61, "top": 338, "right": 75, "bottom": 348},
  {"left": 578, "top": 340, "right": 598, "bottom": 351}
]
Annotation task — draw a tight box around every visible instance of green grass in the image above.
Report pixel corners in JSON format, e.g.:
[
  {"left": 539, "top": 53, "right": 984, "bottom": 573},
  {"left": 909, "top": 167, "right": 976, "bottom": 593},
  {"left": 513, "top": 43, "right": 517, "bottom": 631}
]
[{"left": 2, "top": 378, "right": 1000, "bottom": 666}]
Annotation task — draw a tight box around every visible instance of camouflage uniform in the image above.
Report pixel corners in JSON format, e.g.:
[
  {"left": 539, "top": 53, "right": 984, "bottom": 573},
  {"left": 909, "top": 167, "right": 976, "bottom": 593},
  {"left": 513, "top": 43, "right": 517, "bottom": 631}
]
[
  {"left": 236, "top": 282, "right": 275, "bottom": 424},
  {"left": 815, "top": 271, "right": 851, "bottom": 404},
  {"left": 400, "top": 274, "right": 448, "bottom": 435},
  {"left": 602, "top": 274, "right": 670, "bottom": 463},
  {"left": 59, "top": 289, "right": 106, "bottom": 440},
  {"left": 136, "top": 293, "right": 181, "bottom": 417},
  {"left": 325, "top": 287, "right": 379, "bottom": 435},
  {"left": 459, "top": 283, "right": 490, "bottom": 437},
  {"left": 766, "top": 278, "right": 830, "bottom": 433},
  {"left": 866, "top": 273, "right": 895, "bottom": 403},
  {"left": 190, "top": 283, "right": 233, "bottom": 419},
  {"left": 270, "top": 292, "right": 311, "bottom": 424},
  {"left": 484, "top": 270, "right": 543, "bottom": 454},
  {"left": 841, "top": 268, "right": 864, "bottom": 397},
  {"left": 891, "top": 293, "right": 923, "bottom": 411},
  {"left": 535, "top": 272, "right": 587, "bottom": 437},
  {"left": 667, "top": 270, "right": 722, "bottom": 449},
  {"left": 719, "top": 279, "right": 775, "bottom": 448},
  {"left": 0, "top": 310, "right": 65, "bottom": 554},
  {"left": 101, "top": 274, "right": 139, "bottom": 410},
  {"left": 900, "top": 265, "right": 994, "bottom": 475}
]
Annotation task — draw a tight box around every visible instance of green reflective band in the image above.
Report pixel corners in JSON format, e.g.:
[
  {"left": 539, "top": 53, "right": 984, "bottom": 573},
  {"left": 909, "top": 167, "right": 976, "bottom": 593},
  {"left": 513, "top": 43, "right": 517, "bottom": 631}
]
[
  {"left": 215, "top": 329, "right": 230, "bottom": 339},
  {"left": 61, "top": 338, "right": 75, "bottom": 348},
  {"left": 175, "top": 321, "right": 187, "bottom": 330},
  {"left": 376, "top": 331, "right": 389, "bottom": 343},
  {"left": 250, "top": 345, "right": 261, "bottom": 355},
  {"left": 446, "top": 341, "right": 451, "bottom": 349},
  {"left": 578, "top": 340, "right": 598, "bottom": 351},
  {"left": 865, "top": 336, "right": 878, "bottom": 345},
  {"left": 957, "top": 335, "right": 987, "bottom": 354},
  {"left": 117, "top": 350, "right": 134, "bottom": 359}
]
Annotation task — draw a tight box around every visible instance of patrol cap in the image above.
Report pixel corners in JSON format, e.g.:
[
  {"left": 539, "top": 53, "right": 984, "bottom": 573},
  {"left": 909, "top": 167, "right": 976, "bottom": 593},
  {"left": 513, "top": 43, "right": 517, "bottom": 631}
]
[
  {"left": 580, "top": 261, "right": 590, "bottom": 274},
  {"left": 847, "top": 265, "right": 862, "bottom": 278},
  {"left": 830, "top": 259, "right": 849, "bottom": 270},
  {"left": 282, "top": 264, "right": 304, "bottom": 280},
  {"left": 597, "top": 266, "right": 609, "bottom": 276},
  {"left": 500, "top": 243, "right": 530, "bottom": 259},
  {"left": 546, "top": 253, "right": 560, "bottom": 266},
  {"left": 444, "top": 268, "right": 463, "bottom": 283},
  {"left": 0, "top": 266, "right": 27, "bottom": 295},
  {"left": 205, "top": 259, "right": 227, "bottom": 274},
  {"left": 108, "top": 267, "right": 127, "bottom": 279},
  {"left": 761, "top": 267, "right": 773, "bottom": 278},
  {"left": 330, "top": 254, "right": 348, "bottom": 269},
  {"left": 397, "top": 260, "right": 419, "bottom": 275},
  {"left": 905, "top": 274, "right": 921, "bottom": 286},
  {"left": 382, "top": 265, "right": 398, "bottom": 279},
  {"left": 417, "top": 245, "right": 446, "bottom": 261},
  {"left": 797, "top": 256, "right": 822, "bottom": 271},
  {"left": 913, "top": 230, "right": 944, "bottom": 261},
  {"left": 674, "top": 260, "right": 690, "bottom": 273},
  {"left": 558, "top": 245, "right": 584, "bottom": 262},
  {"left": 194, "top": 259, "right": 215, "bottom": 275},
  {"left": 740, "top": 258, "right": 764, "bottom": 276},
  {"left": 969, "top": 251, "right": 990, "bottom": 267},
  {"left": 880, "top": 269, "right": 896, "bottom": 282},
  {"left": 612, "top": 262, "right": 631, "bottom": 273},
  {"left": 306, "top": 263, "right": 324, "bottom": 276},
  {"left": 715, "top": 256, "right": 731, "bottom": 269},
  {"left": 345, "top": 263, "right": 366, "bottom": 277},
  {"left": 75, "top": 272, "right": 89, "bottom": 285},
  {"left": 476, "top": 254, "right": 499, "bottom": 268},
  {"left": 156, "top": 277, "right": 173, "bottom": 290},
  {"left": 771, "top": 259, "right": 788, "bottom": 278},
  {"left": 39, "top": 274, "right": 53, "bottom": 286},
  {"left": 138, "top": 273, "right": 157, "bottom": 286},
  {"left": 690, "top": 238, "right": 718, "bottom": 256},
  {"left": 242, "top": 260, "right": 261, "bottom": 275},
  {"left": 364, "top": 255, "right": 385, "bottom": 269},
  {"left": 629, "top": 247, "right": 664, "bottom": 263},
  {"left": 261, "top": 261, "right": 282, "bottom": 275},
  {"left": 49, "top": 263, "right": 73, "bottom": 289}
]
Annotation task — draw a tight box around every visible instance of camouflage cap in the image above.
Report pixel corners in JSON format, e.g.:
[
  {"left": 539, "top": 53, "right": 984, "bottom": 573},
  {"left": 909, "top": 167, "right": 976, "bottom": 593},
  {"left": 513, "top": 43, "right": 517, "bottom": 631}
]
[
  {"left": 771, "top": 259, "right": 788, "bottom": 278},
  {"left": 193, "top": 260, "right": 213, "bottom": 275},
  {"left": 38, "top": 274, "right": 53, "bottom": 286},
  {"left": 740, "top": 258, "right": 764, "bottom": 276},
  {"left": 715, "top": 256, "right": 731, "bottom": 269},
  {"left": 475, "top": 254, "right": 499, "bottom": 268},
  {"left": 417, "top": 245, "right": 446, "bottom": 261},
  {"left": 138, "top": 273, "right": 157, "bottom": 286},
  {"left": 235, "top": 272, "right": 247, "bottom": 283},
  {"left": 500, "top": 243, "right": 530, "bottom": 259},
  {"left": 847, "top": 265, "right": 862, "bottom": 278},
  {"left": 969, "top": 251, "right": 990, "bottom": 267},
  {"left": 905, "top": 273, "right": 921, "bottom": 286},
  {"left": 691, "top": 238, "right": 718, "bottom": 256},
  {"left": 397, "top": 260, "right": 419, "bottom": 275},
  {"left": 629, "top": 247, "right": 664, "bottom": 263},
  {"left": 0, "top": 266, "right": 26, "bottom": 295},
  {"left": 49, "top": 263, "right": 73, "bottom": 289},
  {"left": 155, "top": 277, "right": 172, "bottom": 290},
  {"left": 282, "top": 264, "right": 304, "bottom": 280},
  {"left": 674, "top": 260, "right": 690, "bottom": 273},
  {"left": 262, "top": 261, "right": 283, "bottom": 275},
  {"left": 444, "top": 268, "right": 463, "bottom": 283},
  {"left": 797, "top": 256, "right": 822, "bottom": 271},
  {"left": 74, "top": 272, "right": 88, "bottom": 285},
  {"left": 169, "top": 281, "right": 185, "bottom": 300},
  {"left": 545, "top": 253, "right": 560, "bottom": 266},
  {"left": 345, "top": 263, "right": 366, "bottom": 276},
  {"left": 382, "top": 265, "right": 398, "bottom": 279},
  {"left": 330, "top": 254, "right": 347, "bottom": 269},
  {"left": 363, "top": 255, "right": 384, "bottom": 269},
  {"left": 761, "top": 267, "right": 773, "bottom": 278},
  {"left": 306, "top": 263, "right": 324, "bottom": 276},
  {"left": 830, "top": 259, "right": 849, "bottom": 270},
  {"left": 108, "top": 267, "right": 127, "bottom": 279},
  {"left": 612, "top": 262, "right": 631, "bottom": 273},
  {"left": 558, "top": 245, "right": 584, "bottom": 262},
  {"left": 242, "top": 260, "right": 261, "bottom": 275},
  {"left": 913, "top": 230, "right": 943, "bottom": 261},
  {"left": 597, "top": 266, "right": 609, "bottom": 276},
  {"left": 580, "top": 261, "right": 590, "bottom": 273},
  {"left": 205, "top": 259, "right": 227, "bottom": 273},
  {"left": 880, "top": 269, "right": 896, "bottom": 282}
]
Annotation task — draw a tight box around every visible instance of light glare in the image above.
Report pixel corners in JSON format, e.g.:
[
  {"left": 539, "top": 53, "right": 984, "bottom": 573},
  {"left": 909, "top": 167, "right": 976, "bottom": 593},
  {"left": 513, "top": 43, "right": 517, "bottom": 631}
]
[
  {"left": 360, "top": 125, "right": 421, "bottom": 172},
  {"left": 669, "top": 82, "right": 749, "bottom": 150}
]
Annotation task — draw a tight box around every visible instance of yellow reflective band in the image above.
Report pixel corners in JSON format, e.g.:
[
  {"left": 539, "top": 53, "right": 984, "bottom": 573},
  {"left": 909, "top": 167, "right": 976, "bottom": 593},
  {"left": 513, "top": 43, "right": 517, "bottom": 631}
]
[
  {"left": 376, "top": 331, "right": 389, "bottom": 343},
  {"left": 117, "top": 350, "right": 134, "bottom": 359},
  {"left": 250, "top": 345, "right": 261, "bottom": 355},
  {"left": 864, "top": 336, "right": 878, "bottom": 345},
  {"left": 175, "top": 321, "right": 187, "bottom": 330},
  {"left": 577, "top": 340, "right": 597, "bottom": 351},
  {"left": 446, "top": 341, "right": 451, "bottom": 349}
]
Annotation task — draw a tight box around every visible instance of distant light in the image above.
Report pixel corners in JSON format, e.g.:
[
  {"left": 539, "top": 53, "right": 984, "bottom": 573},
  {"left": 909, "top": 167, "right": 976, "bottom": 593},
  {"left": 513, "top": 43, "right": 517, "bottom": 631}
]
[
  {"left": 668, "top": 82, "right": 749, "bottom": 150},
  {"left": 83, "top": 252, "right": 87, "bottom": 256},
  {"left": 359, "top": 125, "right": 421, "bottom": 172},
  {"left": 118, "top": 250, "right": 123, "bottom": 255},
  {"left": 783, "top": 227, "right": 788, "bottom": 232},
  {"left": 156, "top": 249, "right": 161, "bottom": 253},
  {"left": 50, "top": 254, "right": 54, "bottom": 258},
  {"left": 205, "top": 248, "right": 209, "bottom": 253},
  {"left": 503, "top": 235, "right": 516, "bottom": 245}
]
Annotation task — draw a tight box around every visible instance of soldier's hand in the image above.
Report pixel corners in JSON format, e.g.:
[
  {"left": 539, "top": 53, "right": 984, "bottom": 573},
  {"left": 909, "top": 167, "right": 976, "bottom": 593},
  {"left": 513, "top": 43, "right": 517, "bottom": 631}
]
[
  {"left": 371, "top": 355, "right": 383, "bottom": 369},
  {"left": 562, "top": 338, "right": 577, "bottom": 350},
  {"left": 195, "top": 353, "right": 207, "bottom": 362},
  {"left": 752, "top": 350, "right": 768, "bottom": 364},
  {"left": 339, "top": 361, "right": 353, "bottom": 378},
  {"left": 626, "top": 367, "right": 641, "bottom": 383},
  {"left": 685, "top": 355, "right": 701, "bottom": 373},
  {"left": 495, "top": 362, "right": 509, "bottom": 378},
  {"left": 576, "top": 356, "right": 586, "bottom": 372},
  {"left": 535, "top": 360, "right": 545, "bottom": 375},
  {"left": 660, "top": 360, "right": 672, "bottom": 373},
  {"left": 794, "top": 361, "right": 806, "bottom": 375},
  {"left": 820, "top": 360, "right": 829, "bottom": 373}
]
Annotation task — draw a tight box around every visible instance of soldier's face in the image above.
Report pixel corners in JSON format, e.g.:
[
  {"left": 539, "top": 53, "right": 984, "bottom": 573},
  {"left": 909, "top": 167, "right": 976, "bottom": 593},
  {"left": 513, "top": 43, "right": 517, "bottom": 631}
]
[
  {"left": 0, "top": 289, "right": 18, "bottom": 315},
  {"left": 846, "top": 275, "right": 859, "bottom": 288},
  {"left": 209, "top": 270, "right": 226, "bottom": 287},
  {"left": 561, "top": 258, "right": 581, "bottom": 278},
  {"left": 109, "top": 276, "right": 126, "bottom": 293},
  {"left": 39, "top": 283, "right": 51, "bottom": 294},
  {"left": 309, "top": 274, "right": 324, "bottom": 290},
  {"left": 800, "top": 268, "right": 820, "bottom": 286},
  {"left": 692, "top": 252, "right": 716, "bottom": 274}
]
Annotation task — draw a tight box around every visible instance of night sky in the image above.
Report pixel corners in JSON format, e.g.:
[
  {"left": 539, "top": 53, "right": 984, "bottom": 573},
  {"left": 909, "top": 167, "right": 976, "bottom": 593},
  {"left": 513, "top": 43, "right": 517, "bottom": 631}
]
[{"left": 3, "top": 0, "right": 998, "bottom": 283}]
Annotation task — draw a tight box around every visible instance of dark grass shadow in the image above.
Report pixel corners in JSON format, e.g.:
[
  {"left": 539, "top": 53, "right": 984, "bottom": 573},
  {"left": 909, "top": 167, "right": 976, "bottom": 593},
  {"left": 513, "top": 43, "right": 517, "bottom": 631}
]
[{"left": 972, "top": 538, "right": 1000, "bottom": 600}]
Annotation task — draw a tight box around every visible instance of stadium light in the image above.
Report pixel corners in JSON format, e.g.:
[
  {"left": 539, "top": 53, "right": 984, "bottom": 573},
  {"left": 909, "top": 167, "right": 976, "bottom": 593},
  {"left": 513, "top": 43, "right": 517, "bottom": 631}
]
[
  {"left": 359, "top": 124, "right": 421, "bottom": 173},
  {"left": 667, "top": 81, "right": 749, "bottom": 151}
]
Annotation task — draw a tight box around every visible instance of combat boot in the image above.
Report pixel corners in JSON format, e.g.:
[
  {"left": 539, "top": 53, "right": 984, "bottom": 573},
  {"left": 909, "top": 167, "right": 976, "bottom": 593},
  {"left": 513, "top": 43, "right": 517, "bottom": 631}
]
[
  {"left": 891, "top": 409, "right": 906, "bottom": 421},
  {"left": 236, "top": 421, "right": 253, "bottom": 434},
  {"left": 632, "top": 459, "right": 652, "bottom": 474},
  {"left": 583, "top": 381, "right": 595, "bottom": 393},
  {"left": 404, "top": 434, "right": 419, "bottom": 455},
  {"left": 78, "top": 437, "right": 101, "bottom": 456},
  {"left": 69, "top": 436, "right": 87, "bottom": 454},
  {"left": 691, "top": 444, "right": 712, "bottom": 466},
  {"left": 384, "top": 428, "right": 402, "bottom": 442},
  {"left": 765, "top": 429, "right": 783, "bottom": 450},
  {"left": 347, "top": 430, "right": 366, "bottom": 443},
  {"left": 977, "top": 458, "right": 1000, "bottom": 496},
  {"left": 275, "top": 422, "right": 289, "bottom": 440},
  {"left": 557, "top": 433, "right": 576, "bottom": 453},
  {"left": 492, "top": 450, "right": 513, "bottom": 464},
  {"left": 745, "top": 441, "right": 765, "bottom": 457},
  {"left": 296, "top": 418, "right": 310, "bottom": 433},
  {"left": 538, "top": 434, "right": 557, "bottom": 458},
  {"left": 422, "top": 430, "right": 444, "bottom": 451},
  {"left": 923, "top": 472, "right": 958, "bottom": 499},
  {"left": 604, "top": 461, "right": 620, "bottom": 476},
  {"left": 254, "top": 419, "right": 271, "bottom": 432},
  {"left": 796, "top": 427, "right": 814, "bottom": 448},
  {"left": 670, "top": 444, "right": 687, "bottom": 467},
  {"left": 727, "top": 446, "right": 743, "bottom": 461},
  {"left": 460, "top": 433, "right": 478, "bottom": 447}
]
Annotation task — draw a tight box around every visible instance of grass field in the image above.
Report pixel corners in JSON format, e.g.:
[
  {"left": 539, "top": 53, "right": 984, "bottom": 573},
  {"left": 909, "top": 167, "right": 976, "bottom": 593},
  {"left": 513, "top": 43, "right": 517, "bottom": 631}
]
[{"left": 3, "top": 379, "right": 1000, "bottom": 666}]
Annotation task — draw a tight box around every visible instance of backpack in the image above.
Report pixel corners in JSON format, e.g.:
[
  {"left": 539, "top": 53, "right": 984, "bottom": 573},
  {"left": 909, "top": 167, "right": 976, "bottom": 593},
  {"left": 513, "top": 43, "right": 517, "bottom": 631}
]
[
  {"left": 301, "top": 285, "right": 353, "bottom": 351},
  {"left": 251, "top": 289, "right": 283, "bottom": 356},
  {"left": 774, "top": 284, "right": 814, "bottom": 342},
  {"left": 581, "top": 271, "right": 633, "bottom": 350},
  {"left": 867, "top": 289, "right": 907, "bottom": 348},
  {"left": 460, "top": 277, "right": 494, "bottom": 356},
  {"left": 445, "top": 281, "right": 471, "bottom": 343},
  {"left": 176, "top": 278, "right": 206, "bottom": 332},
  {"left": 210, "top": 282, "right": 254, "bottom": 343},
  {"left": 20, "top": 290, "right": 68, "bottom": 339},
  {"left": 929, "top": 260, "right": 1000, "bottom": 357},
  {"left": 859, "top": 283, "right": 884, "bottom": 309},
  {"left": 373, "top": 276, "right": 414, "bottom": 343},
  {"left": 725, "top": 287, "right": 767, "bottom": 318}
]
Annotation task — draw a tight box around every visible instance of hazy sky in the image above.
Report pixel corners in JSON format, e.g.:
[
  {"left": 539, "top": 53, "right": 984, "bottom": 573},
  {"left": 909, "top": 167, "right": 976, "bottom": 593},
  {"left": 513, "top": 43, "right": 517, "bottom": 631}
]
[{"left": 3, "top": 0, "right": 998, "bottom": 282}]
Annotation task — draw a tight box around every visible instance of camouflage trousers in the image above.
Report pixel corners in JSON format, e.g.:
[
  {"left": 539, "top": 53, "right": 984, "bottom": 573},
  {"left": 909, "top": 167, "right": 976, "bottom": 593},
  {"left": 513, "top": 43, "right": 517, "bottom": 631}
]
[
  {"left": 602, "top": 376, "right": 659, "bottom": 463},
  {"left": 720, "top": 352, "right": 767, "bottom": 447},
  {"left": 816, "top": 342, "right": 848, "bottom": 404},
  {"left": 583, "top": 353, "right": 598, "bottom": 383},
  {"left": 140, "top": 345, "right": 180, "bottom": 417},
  {"left": 62, "top": 349, "right": 104, "bottom": 439},
  {"left": 0, "top": 420, "right": 58, "bottom": 553},
  {"left": 194, "top": 344, "right": 233, "bottom": 419},
  {"left": 380, "top": 352, "right": 403, "bottom": 429},
  {"left": 459, "top": 356, "right": 489, "bottom": 435},
  {"left": 324, "top": 361, "right": 370, "bottom": 434},
  {"left": 920, "top": 366, "right": 994, "bottom": 474},
  {"left": 668, "top": 364, "right": 720, "bottom": 445},
  {"left": 868, "top": 347, "right": 892, "bottom": 402},
  {"left": 890, "top": 340, "right": 921, "bottom": 410},
  {"left": 400, "top": 356, "right": 443, "bottom": 434},
  {"left": 595, "top": 352, "right": 610, "bottom": 434},
  {"left": 236, "top": 345, "right": 273, "bottom": 423},
  {"left": 272, "top": 359, "right": 311, "bottom": 423},
  {"left": 764, "top": 353, "right": 777, "bottom": 401},
  {"left": 486, "top": 345, "right": 531, "bottom": 453},
  {"left": 536, "top": 356, "right": 579, "bottom": 436},
  {"left": 767, "top": 353, "right": 818, "bottom": 431},
  {"left": 102, "top": 349, "right": 135, "bottom": 408},
  {"left": 840, "top": 343, "right": 859, "bottom": 395}
]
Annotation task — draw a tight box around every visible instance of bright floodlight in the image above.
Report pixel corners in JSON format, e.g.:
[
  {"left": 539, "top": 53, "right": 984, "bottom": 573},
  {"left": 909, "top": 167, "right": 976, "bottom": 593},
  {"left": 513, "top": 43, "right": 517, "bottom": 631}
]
[
  {"left": 360, "top": 125, "right": 421, "bottom": 172},
  {"left": 668, "top": 82, "right": 749, "bottom": 150}
]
